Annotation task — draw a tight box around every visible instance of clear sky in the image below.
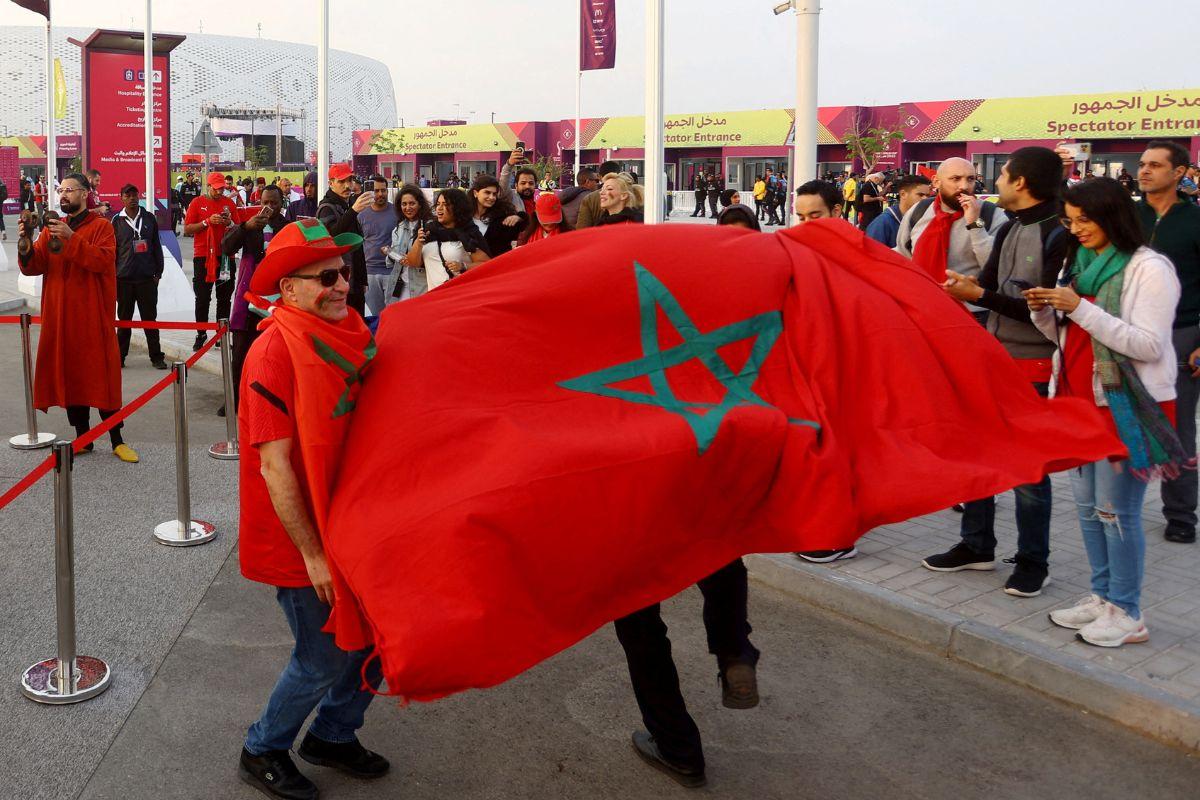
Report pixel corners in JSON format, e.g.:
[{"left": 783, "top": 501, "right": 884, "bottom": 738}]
[{"left": 3, "top": 0, "right": 1196, "bottom": 124}]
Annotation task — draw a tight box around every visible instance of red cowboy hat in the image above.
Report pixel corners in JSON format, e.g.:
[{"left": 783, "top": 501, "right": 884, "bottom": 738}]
[{"left": 249, "top": 218, "right": 363, "bottom": 295}]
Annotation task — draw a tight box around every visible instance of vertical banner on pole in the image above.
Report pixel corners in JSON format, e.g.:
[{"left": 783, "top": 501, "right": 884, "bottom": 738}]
[
  {"left": 643, "top": 0, "right": 665, "bottom": 224},
  {"left": 579, "top": 0, "right": 616, "bottom": 182}
]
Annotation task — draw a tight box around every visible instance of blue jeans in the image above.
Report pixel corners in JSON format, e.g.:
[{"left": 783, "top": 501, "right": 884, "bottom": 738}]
[
  {"left": 245, "top": 586, "right": 382, "bottom": 754},
  {"left": 960, "top": 382, "right": 1052, "bottom": 568},
  {"left": 1070, "top": 460, "right": 1148, "bottom": 619}
]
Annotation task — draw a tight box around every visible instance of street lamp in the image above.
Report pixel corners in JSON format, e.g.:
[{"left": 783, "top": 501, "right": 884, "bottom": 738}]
[{"left": 772, "top": 0, "right": 819, "bottom": 227}]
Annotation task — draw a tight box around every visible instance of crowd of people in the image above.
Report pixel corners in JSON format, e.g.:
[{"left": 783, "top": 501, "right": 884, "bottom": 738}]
[{"left": 8, "top": 136, "right": 1200, "bottom": 797}]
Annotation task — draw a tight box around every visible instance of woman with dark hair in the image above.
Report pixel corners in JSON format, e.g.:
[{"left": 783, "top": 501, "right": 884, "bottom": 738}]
[
  {"left": 517, "top": 193, "right": 574, "bottom": 246},
  {"left": 718, "top": 189, "right": 741, "bottom": 211},
  {"left": 716, "top": 203, "right": 761, "bottom": 231},
  {"left": 403, "top": 188, "right": 490, "bottom": 291},
  {"left": 1025, "top": 177, "right": 1185, "bottom": 648},
  {"left": 469, "top": 174, "right": 525, "bottom": 258},
  {"left": 382, "top": 183, "right": 433, "bottom": 300}
]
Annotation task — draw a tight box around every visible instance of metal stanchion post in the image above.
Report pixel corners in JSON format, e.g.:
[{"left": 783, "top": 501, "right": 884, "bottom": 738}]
[
  {"left": 9, "top": 312, "right": 56, "bottom": 450},
  {"left": 154, "top": 362, "right": 217, "bottom": 546},
  {"left": 208, "top": 320, "right": 239, "bottom": 461},
  {"left": 21, "top": 441, "right": 111, "bottom": 703}
]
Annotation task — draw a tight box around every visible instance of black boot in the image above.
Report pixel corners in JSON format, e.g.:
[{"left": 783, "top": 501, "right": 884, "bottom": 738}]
[
  {"left": 193, "top": 332, "right": 207, "bottom": 352},
  {"left": 297, "top": 732, "right": 389, "bottom": 779},
  {"left": 238, "top": 748, "right": 318, "bottom": 800}
]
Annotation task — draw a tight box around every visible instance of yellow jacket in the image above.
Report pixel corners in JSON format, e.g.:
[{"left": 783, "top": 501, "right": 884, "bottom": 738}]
[
  {"left": 753, "top": 180, "right": 767, "bottom": 201},
  {"left": 843, "top": 178, "right": 857, "bottom": 203}
]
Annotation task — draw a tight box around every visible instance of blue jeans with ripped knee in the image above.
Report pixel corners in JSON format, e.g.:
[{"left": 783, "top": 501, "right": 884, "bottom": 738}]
[{"left": 1070, "top": 459, "right": 1147, "bottom": 619}]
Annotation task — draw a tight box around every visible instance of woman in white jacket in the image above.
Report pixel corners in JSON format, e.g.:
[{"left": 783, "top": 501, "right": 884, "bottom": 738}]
[{"left": 1024, "top": 178, "right": 1187, "bottom": 648}]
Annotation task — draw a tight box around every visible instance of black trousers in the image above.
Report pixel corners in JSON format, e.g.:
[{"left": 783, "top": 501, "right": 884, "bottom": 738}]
[
  {"left": 66, "top": 405, "right": 122, "bottom": 446},
  {"left": 613, "top": 558, "right": 759, "bottom": 772},
  {"left": 230, "top": 327, "right": 263, "bottom": 411},
  {"left": 707, "top": 191, "right": 719, "bottom": 217},
  {"left": 193, "top": 257, "right": 235, "bottom": 325},
  {"left": 691, "top": 190, "right": 706, "bottom": 217},
  {"left": 116, "top": 279, "right": 163, "bottom": 362}
]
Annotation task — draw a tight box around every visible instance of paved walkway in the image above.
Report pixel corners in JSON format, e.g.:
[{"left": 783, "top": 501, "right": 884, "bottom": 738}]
[{"left": 823, "top": 473, "right": 1200, "bottom": 704}]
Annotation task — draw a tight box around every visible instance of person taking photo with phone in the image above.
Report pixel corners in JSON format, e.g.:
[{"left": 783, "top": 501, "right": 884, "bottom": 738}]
[
  {"left": 1026, "top": 177, "right": 1186, "bottom": 648},
  {"left": 381, "top": 184, "right": 433, "bottom": 301},
  {"left": 317, "top": 163, "right": 373, "bottom": 316}
]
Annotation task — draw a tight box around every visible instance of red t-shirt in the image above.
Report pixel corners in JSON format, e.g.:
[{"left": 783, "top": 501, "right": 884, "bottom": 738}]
[
  {"left": 1059, "top": 302, "right": 1176, "bottom": 441},
  {"left": 183, "top": 194, "right": 237, "bottom": 263},
  {"left": 238, "top": 325, "right": 313, "bottom": 587}
]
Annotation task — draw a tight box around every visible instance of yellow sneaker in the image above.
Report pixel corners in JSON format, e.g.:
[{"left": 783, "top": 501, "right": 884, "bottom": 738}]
[{"left": 113, "top": 444, "right": 140, "bottom": 463}]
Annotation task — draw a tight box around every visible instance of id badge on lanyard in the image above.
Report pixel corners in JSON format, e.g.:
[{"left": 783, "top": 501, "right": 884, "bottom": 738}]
[{"left": 126, "top": 212, "right": 148, "bottom": 253}]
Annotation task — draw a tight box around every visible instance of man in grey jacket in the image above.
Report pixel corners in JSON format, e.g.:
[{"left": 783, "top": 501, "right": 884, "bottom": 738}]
[{"left": 921, "top": 147, "right": 1068, "bottom": 598}]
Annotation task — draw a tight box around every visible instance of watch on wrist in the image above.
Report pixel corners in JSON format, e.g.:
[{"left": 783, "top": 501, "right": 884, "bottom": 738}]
[{"left": 965, "top": 219, "right": 984, "bottom": 230}]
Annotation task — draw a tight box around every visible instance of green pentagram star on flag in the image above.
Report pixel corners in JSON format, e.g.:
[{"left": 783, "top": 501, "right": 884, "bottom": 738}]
[{"left": 559, "top": 262, "right": 820, "bottom": 454}]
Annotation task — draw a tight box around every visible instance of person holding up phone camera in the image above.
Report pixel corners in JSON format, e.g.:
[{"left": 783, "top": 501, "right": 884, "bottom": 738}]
[
  {"left": 499, "top": 145, "right": 539, "bottom": 218},
  {"left": 316, "top": 163, "right": 373, "bottom": 316},
  {"left": 923, "top": 147, "right": 1072, "bottom": 599}
]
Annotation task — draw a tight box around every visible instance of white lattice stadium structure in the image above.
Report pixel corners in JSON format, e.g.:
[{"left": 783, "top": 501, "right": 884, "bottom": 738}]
[{"left": 0, "top": 26, "right": 396, "bottom": 161}]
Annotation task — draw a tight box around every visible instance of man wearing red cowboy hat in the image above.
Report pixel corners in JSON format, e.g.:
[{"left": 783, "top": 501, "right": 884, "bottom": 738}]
[
  {"left": 237, "top": 218, "right": 389, "bottom": 799},
  {"left": 183, "top": 172, "right": 239, "bottom": 350}
]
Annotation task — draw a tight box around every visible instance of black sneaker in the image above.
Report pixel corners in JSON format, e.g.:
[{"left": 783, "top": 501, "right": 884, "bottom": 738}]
[
  {"left": 1003, "top": 557, "right": 1050, "bottom": 597},
  {"left": 1165, "top": 523, "right": 1197, "bottom": 544},
  {"left": 193, "top": 332, "right": 207, "bottom": 352},
  {"left": 719, "top": 661, "right": 759, "bottom": 709},
  {"left": 795, "top": 547, "right": 858, "bottom": 563},
  {"left": 630, "top": 731, "right": 706, "bottom": 788},
  {"left": 297, "top": 732, "right": 389, "bottom": 779},
  {"left": 238, "top": 747, "right": 318, "bottom": 800},
  {"left": 921, "top": 542, "right": 995, "bottom": 572},
  {"left": 151, "top": 358, "right": 169, "bottom": 370}
]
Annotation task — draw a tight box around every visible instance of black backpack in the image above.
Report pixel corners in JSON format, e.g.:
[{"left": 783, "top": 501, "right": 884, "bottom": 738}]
[{"left": 899, "top": 197, "right": 1002, "bottom": 255}]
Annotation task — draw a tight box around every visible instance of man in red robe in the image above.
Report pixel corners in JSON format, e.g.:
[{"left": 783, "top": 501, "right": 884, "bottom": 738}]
[{"left": 18, "top": 172, "right": 137, "bottom": 462}]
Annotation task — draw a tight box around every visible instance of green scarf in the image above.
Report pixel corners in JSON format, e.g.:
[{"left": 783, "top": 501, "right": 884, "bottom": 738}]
[{"left": 1068, "top": 246, "right": 1188, "bottom": 478}]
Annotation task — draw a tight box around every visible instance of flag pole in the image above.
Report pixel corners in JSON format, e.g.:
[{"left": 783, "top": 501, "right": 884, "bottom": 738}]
[
  {"left": 144, "top": 0, "right": 154, "bottom": 211},
  {"left": 317, "top": 0, "right": 329, "bottom": 198},
  {"left": 44, "top": 10, "right": 55, "bottom": 192},
  {"left": 575, "top": 70, "right": 582, "bottom": 185},
  {"left": 789, "top": 1, "right": 820, "bottom": 227},
  {"left": 643, "top": 0, "right": 665, "bottom": 224}
]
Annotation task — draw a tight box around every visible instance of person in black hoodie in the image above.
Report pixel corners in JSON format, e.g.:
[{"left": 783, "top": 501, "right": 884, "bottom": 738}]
[
  {"left": 317, "top": 164, "right": 372, "bottom": 315},
  {"left": 468, "top": 173, "right": 525, "bottom": 258},
  {"left": 286, "top": 171, "right": 319, "bottom": 222},
  {"left": 690, "top": 171, "right": 707, "bottom": 218},
  {"left": 112, "top": 184, "right": 167, "bottom": 369}
]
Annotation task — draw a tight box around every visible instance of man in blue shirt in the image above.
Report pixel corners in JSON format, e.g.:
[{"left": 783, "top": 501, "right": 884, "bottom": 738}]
[
  {"left": 356, "top": 175, "right": 397, "bottom": 316},
  {"left": 865, "top": 174, "right": 931, "bottom": 248}
]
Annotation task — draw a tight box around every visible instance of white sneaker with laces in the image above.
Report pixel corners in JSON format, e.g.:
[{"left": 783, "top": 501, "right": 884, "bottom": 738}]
[
  {"left": 1048, "top": 594, "right": 1106, "bottom": 630},
  {"left": 1077, "top": 603, "right": 1149, "bottom": 648}
]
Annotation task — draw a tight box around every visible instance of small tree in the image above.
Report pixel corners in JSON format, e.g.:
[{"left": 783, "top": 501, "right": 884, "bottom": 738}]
[
  {"left": 245, "top": 144, "right": 271, "bottom": 178},
  {"left": 841, "top": 106, "right": 906, "bottom": 174}
]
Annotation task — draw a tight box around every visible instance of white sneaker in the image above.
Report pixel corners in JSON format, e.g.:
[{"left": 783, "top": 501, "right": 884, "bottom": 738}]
[
  {"left": 1077, "top": 603, "right": 1149, "bottom": 648},
  {"left": 1048, "top": 594, "right": 1106, "bottom": 630}
]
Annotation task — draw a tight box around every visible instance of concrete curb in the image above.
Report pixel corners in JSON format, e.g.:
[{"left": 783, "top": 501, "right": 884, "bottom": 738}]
[{"left": 747, "top": 552, "right": 1200, "bottom": 753}]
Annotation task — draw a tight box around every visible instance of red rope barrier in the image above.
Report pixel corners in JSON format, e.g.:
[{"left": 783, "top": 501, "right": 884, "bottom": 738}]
[
  {"left": 0, "top": 326, "right": 227, "bottom": 514},
  {"left": 0, "top": 316, "right": 221, "bottom": 331}
]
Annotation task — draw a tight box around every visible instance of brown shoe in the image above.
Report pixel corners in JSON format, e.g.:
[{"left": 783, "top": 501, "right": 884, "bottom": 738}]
[{"left": 720, "top": 662, "right": 759, "bottom": 709}]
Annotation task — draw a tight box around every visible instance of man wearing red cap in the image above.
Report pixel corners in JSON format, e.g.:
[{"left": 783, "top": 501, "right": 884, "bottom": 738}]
[
  {"left": 183, "top": 172, "right": 238, "bottom": 351},
  {"left": 316, "top": 163, "right": 372, "bottom": 316},
  {"left": 517, "top": 192, "right": 573, "bottom": 245},
  {"left": 237, "top": 217, "right": 388, "bottom": 798}
]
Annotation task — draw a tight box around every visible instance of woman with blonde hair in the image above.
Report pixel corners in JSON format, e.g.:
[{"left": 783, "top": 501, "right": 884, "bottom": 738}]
[{"left": 594, "top": 173, "right": 644, "bottom": 227}]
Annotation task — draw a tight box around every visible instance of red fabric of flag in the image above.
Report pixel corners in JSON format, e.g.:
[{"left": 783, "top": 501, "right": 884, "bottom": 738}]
[
  {"left": 11, "top": 1, "right": 49, "bottom": 18},
  {"left": 324, "top": 220, "right": 1121, "bottom": 702}
]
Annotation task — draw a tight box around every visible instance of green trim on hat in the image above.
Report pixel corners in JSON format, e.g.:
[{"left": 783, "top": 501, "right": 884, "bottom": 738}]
[{"left": 332, "top": 232, "right": 364, "bottom": 250}]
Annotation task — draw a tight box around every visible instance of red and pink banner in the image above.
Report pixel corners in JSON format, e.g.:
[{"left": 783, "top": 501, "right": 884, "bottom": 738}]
[
  {"left": 83, "top": 50, "right": 170, "bottom": 207},
  {"left": 10, "top": 1, "right": 50, "bottom": 18},
  {"left": 580, "top": 0, "right": 616, "bottom": 71}
]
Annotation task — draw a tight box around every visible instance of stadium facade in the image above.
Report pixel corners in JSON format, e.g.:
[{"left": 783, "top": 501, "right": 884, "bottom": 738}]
[{"left": 0, "top": 25, "right": 396, "bottom": 169}]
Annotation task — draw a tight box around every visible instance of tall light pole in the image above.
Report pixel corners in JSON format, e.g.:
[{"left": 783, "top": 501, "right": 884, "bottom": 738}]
[
  {"left": 317, "top": 0, "right": 329, "bottom": 197},
  {"left": 643, "top": 0, "right": 665, "bottom": 224},
  {"left": 144, "top": 0, "right": 155, "bottom": 210},
  {"left": 775, "top": 0, "right": 820, "bottom": 226}
]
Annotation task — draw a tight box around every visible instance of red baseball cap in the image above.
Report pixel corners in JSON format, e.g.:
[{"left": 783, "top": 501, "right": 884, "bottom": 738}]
[
  {"left": 250, "top": 218, "right": 363, "bottom": 295},
  {"left": 535, "top": 193, "right": 563, "bottom": 225},
  {"left": 205, "top": 172, "right": 226, "bottom": 189},
  {"left": 329, "top": 163, "right": 354, "bottom": 181}
]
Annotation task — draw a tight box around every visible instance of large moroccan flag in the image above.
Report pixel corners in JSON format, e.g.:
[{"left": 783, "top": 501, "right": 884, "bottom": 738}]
[{"left": 324, "top": 220, "right": 1121, "bottom": 702}]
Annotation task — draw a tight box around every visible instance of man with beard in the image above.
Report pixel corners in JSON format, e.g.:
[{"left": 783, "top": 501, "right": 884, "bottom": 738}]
[
  {"left": 17, "top": 173, "right": 138, "bottom": 462},
  {"left": 286, "top": 172, "right": 319, "bottom": 222},
  {"left": 183, "top": 172, "right": 238, "bottom": 351},
  {"left": 317, "top": 163, "right": 372, "bottom": 316},
  {"left": 895, "top": 157, "right": 1004, "bottom": 322}
]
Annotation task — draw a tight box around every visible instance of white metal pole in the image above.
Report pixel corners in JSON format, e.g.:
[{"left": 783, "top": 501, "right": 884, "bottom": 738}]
[
  {"left": 790, "top": 1, "right": 820, "bottom": 227},
  {"left": 45, "top": 18, "right": 55, "bottom": 192},
  {"left": 575, "top": 71, "right": 582, "bottom": 184},
  {"left": 643, "top": 0, "right": 665, "bottom": 224},
  {"left": 144, "top": 0, "right": 154, "bottom": 211},
  {"left": 317, "top": 0, "right": 329, "bottom": 199}
]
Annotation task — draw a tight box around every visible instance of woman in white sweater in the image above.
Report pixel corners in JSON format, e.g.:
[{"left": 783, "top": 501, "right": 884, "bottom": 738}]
[{"left": 1024, "top": 177, "right": 1187, "bottom": 648}]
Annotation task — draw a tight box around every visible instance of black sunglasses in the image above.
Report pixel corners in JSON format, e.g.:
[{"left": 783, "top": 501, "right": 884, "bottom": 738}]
[{"left": 288, "top": 265, "right": 350, "bottom": 287}]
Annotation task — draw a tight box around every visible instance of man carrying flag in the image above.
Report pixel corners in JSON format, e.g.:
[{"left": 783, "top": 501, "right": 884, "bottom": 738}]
[{"left": 236, "top": 218, "right": 389, "bottom": 799}]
